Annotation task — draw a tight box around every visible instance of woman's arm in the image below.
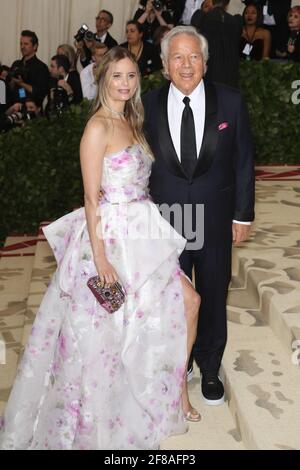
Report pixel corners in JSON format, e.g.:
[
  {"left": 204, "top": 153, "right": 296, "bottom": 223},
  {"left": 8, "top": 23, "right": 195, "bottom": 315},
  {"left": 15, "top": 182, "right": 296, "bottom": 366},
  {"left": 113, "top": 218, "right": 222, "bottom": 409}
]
[
  {"left": 137, "top": 1, "right": 154, "bottom": 24},
  {"left": 80, "top": 118, "right": 118, "bottom": 285},
  {"left": 262, "top": 29, "right": 271, "bottom": 59}
]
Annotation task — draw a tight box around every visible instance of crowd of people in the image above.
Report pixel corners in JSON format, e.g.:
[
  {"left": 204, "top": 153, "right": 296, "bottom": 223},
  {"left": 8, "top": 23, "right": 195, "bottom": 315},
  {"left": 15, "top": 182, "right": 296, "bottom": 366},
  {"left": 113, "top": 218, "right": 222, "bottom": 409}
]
[{"left": 0, "top": 1, "right": 299, "bottom": 133}]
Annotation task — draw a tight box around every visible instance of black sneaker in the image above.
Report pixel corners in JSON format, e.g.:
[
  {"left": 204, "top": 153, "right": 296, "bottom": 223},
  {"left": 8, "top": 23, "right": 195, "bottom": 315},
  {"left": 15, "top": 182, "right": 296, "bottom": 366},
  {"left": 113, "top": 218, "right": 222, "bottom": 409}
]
[{"left": 201, "top": 373, "right": 225, "bottom": 406}]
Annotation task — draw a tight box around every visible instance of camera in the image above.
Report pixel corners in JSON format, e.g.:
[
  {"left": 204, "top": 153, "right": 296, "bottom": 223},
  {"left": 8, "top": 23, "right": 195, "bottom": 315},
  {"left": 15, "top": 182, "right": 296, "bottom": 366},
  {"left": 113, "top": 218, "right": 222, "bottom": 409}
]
[
  {"left": 8, "top": 64, "right": 28, "bottom": 81},
  {"left": 74, "top": 24, "right": 94, "bottom": 43},
  {"left": 153, "top": 0, "right": 163, "bottom": 10},
  {"left": 46, "top": 85, "right": 68, "bottom": 119},
  {"left": 0, "top": 106, "right": 36, "bottom": 133},
  {"left": 7, "top": 108, "right": 35, "bottom": 124},
  {"left": 84, "top": 30, "right": 95, "bottom": 42}
]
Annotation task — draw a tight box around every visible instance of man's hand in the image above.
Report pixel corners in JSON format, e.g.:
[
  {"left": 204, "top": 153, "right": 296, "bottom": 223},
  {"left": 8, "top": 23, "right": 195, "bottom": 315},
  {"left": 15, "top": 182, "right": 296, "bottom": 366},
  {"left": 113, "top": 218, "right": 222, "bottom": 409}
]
[
  {"left": 74, "top": 40, "right": 84, "bottom": 51},
  {"left": 57, "top": 79, "right": 73, "bottom": 95},
  {"left": 232, "top": 223, "right": 251, "bottom": 245},
  {"left": 12, "top": 76, "right": 25, "bottom": 87},
  {"left": 6, "top": 103, "right": 22, "bottom": 114}
]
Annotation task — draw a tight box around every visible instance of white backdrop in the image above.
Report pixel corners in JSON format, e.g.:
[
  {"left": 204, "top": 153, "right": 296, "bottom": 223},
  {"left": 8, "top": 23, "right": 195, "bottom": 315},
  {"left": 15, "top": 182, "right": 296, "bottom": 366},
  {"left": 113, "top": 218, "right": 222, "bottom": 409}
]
[
  {"left": 0, "top": 0, "right": 298, "bottom": 67},
  {"left": 0, "top": 0, "right": 140, "bottom": 67}
]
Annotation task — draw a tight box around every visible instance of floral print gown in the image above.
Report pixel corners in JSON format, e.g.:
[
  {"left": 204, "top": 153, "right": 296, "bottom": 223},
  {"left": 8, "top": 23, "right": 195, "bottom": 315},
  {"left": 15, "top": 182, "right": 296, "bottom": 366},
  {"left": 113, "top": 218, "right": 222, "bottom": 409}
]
[{"left": 0, "top": 144, "right": 188, "bottom": 450}]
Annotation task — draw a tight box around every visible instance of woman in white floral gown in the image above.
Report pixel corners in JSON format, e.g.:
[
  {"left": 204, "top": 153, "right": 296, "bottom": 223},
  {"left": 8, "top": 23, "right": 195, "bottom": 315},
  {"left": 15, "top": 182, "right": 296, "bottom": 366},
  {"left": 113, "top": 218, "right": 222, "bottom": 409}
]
[{"left": 0, "top": 47, "right": 201, "bottom": 450}]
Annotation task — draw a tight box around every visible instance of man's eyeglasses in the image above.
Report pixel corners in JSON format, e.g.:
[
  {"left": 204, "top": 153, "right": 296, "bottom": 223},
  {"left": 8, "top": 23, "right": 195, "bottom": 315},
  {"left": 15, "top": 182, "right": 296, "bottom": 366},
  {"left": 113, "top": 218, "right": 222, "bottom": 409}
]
[{"left": 95, "top": 16, "right": 108, "bottom": 22}]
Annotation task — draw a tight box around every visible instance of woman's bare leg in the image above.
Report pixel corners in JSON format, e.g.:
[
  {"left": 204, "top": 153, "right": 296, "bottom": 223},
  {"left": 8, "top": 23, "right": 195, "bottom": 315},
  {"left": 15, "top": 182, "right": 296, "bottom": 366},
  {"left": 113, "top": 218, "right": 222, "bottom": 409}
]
[{"left": 180, "top": 275, "right": 201, "bottom": 419}]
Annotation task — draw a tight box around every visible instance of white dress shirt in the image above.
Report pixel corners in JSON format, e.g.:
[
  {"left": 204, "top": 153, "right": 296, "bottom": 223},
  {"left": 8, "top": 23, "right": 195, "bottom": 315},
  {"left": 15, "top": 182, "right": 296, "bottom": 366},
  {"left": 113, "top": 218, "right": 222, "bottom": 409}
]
[
  {"left": 80, "top": 63, "right": 97, "bottom": 101},
  {"left": 263, "top": 1, "right": 276, "bottom": 26},
  {"left": 181, "top": 0, "right": 204, "bottom": 25},
  {"left": 168, "top": 81, "right": 205, "bottom": 162},
  {"left": 95, "top": 32, "right": 107, "bottom": 43},
  {"left": 167, "top": 81, "right": 250, "bottom": 226}
]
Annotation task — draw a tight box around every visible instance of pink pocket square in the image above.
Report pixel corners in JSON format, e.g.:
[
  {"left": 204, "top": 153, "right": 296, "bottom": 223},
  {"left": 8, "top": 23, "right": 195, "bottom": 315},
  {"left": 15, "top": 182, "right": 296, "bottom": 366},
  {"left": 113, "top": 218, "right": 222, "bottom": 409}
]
[{"left": 218, "top": 122, "right": 229, "bottom": 131}]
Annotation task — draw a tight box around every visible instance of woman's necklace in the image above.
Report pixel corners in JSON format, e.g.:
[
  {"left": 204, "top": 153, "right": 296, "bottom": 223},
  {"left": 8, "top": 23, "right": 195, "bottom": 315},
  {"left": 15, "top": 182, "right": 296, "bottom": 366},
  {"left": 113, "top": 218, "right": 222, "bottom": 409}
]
[
  {"left": 103, "top": 104, "right": 125, "bottom": 118},
  {"left": 245, "top": 26, "right": 257, "bottom": 44},
  {"left": 129, "top": 42, "right": 143, "bottom": 61}
]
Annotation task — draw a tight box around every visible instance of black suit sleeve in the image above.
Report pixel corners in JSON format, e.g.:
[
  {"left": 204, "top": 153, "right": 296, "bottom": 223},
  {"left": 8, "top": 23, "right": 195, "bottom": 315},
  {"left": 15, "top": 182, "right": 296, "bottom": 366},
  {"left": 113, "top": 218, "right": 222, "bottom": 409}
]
[
  {"left": 233, "top": 93, "right": 255, "bottom": 222},
  {"left": 191, "top": 10, "right": 205, "bottom": 30},
  {"left": 105, "top": 33, "right": 118, "bottom": 49},
  {"left": 67, "top": 72, "right": 83, "bottom": 104},
  {"left": 31, "top": 64, "right": 50, "bottom": 105}
]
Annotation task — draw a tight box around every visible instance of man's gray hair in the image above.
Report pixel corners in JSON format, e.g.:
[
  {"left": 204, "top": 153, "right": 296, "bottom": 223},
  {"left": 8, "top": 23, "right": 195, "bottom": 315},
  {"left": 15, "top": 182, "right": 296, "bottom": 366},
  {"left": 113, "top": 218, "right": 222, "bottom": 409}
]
[{"left": 160, "top": 26, "right": 209, "bottom": 66}]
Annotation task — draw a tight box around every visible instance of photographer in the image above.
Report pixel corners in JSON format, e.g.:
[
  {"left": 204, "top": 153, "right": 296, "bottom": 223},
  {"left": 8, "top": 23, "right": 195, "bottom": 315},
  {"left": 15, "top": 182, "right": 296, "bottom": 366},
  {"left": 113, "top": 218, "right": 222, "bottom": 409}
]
[
  {"left": 0, "top": 96, "right": 40, "bottom": 133},
  {"left": 134, "top": 1, "right": 174, "bottom": 43},
  {"left": 95, "top": 10, "right": 118, "bottom": 48},
  {"left": 9, "top": 30, "right": 50, "bottom": 107},
  {"left": 74, "top": 25, "right": 94, "bottom": 70},
  {"left": 49, "top": 54, "right": 83, "bottom": 106},
  {"left": 74, "top": 10, "right": 118, "bottom": 70},
  {"left": 80, "top": 42, "right": 108, "bottom": 100}
]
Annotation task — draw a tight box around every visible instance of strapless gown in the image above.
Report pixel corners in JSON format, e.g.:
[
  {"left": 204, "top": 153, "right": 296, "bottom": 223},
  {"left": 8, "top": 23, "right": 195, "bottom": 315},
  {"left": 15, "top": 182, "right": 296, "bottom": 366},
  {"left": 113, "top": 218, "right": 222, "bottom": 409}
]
[{"left": 0, "top": 144, "right": 188, "bottom": 450}]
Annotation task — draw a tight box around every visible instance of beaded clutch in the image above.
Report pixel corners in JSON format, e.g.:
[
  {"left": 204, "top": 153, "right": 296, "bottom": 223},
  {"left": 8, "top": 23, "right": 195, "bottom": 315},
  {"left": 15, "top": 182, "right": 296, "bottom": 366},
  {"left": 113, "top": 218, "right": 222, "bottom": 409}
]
[{"left": 87, "top": 277, "right": 125, "bottom": 314}]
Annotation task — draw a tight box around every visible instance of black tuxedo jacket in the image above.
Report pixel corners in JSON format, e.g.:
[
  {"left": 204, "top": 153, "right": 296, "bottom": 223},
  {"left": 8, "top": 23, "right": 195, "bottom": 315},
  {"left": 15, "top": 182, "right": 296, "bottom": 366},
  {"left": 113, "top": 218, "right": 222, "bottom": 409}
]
[
  {"left": 104, "top": 32, "right": 118, "bottom": 49},
  {"left": 172, "top": 0, "right": 186, "bottom": 24},
  {"left": 143, "top": 81, "right": 255, "bottom": 249},
  {"left": 196, "top": 8, "right": 242, "bottom": 88}
]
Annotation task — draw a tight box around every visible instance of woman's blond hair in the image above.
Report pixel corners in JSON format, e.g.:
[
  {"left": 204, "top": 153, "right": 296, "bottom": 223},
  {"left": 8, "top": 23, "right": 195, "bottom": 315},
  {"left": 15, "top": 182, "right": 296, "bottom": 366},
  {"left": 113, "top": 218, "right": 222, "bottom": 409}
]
[
  {"left": 57, "top": 44, "right": 76, "bottom": 70},
  {"left": 90, "top": 46, "right": 153, "bottom": 159}
]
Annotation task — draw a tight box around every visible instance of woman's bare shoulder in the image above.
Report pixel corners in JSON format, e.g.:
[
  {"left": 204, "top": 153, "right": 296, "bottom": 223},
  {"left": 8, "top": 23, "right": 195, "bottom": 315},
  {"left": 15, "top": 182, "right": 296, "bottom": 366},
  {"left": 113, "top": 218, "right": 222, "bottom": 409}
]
[
  {"left": 85, "top": 114, "right": 110, "bottom": 134},
  {"left": 257, "top": 27, "right": 271, "bottom": 39}
]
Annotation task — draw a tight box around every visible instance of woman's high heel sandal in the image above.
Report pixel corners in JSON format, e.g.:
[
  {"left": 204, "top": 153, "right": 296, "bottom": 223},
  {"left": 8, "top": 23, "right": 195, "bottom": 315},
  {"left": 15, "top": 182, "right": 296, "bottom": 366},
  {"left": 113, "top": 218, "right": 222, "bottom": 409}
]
[{"left": 184, "top": 407, "right": 201, "bottom": 422}]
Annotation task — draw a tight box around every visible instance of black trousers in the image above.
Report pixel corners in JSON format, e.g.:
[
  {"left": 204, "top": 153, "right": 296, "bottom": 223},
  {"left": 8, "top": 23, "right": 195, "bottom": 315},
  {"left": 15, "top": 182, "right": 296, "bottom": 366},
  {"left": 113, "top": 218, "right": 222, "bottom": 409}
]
[{"left": 180, "top": 243, "right": 232, "bottom": 375}]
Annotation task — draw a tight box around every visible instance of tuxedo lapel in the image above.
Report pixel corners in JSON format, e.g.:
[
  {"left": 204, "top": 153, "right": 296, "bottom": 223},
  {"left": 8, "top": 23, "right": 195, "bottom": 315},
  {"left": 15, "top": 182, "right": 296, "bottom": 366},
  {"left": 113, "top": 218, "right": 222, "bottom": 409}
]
[
  {"left": 157, "top": 81, "right": 218, "bottom": 181},
  {"left": 193, "top": 80, "right": 218, "bottom": 178},
  {"left": 157, "top": 83, "right": 188, "bottom": 180}
]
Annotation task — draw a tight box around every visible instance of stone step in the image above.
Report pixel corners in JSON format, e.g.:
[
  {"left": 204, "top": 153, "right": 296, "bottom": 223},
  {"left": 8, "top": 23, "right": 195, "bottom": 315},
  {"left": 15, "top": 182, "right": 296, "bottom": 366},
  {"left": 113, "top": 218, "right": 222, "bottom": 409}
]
[
  {"left": 224, "top": 181, "right": 300, "bottom": 449},
  {"left": 161, "top": 364, "right": 245, "bottom": 450},
  {"left": 229, "top": 247, "right": 300, "bottom": 358},
  {"left": 0, "top": 235, "right": 37, "bottom": 414},
  {"left": 221, "top": 320, "right": 300, "bottom": 450},
  {"left": 228, "top": 180, "right": 300, "bottom": 357}
]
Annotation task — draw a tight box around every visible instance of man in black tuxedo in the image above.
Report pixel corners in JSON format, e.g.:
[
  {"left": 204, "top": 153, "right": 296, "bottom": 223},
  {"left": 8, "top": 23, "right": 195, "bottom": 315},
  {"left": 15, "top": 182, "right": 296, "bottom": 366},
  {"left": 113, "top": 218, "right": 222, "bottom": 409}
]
[
  {"left": 143, "top": 26, "right": 255, "bottom": 405},
  {"left": 78, "top": 10, "right": 118, "bottom": 69},
  {"left": 95, "top": 10, "right": 118, "bottom": 49}
]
